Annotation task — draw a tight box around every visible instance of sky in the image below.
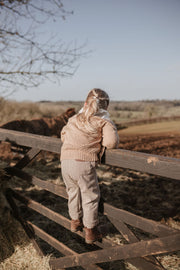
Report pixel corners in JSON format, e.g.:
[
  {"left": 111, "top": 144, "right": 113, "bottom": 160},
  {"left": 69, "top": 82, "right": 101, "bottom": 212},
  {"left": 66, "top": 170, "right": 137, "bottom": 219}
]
[{"left": 10, "top": 0, "right": 180, "bottom": 102}]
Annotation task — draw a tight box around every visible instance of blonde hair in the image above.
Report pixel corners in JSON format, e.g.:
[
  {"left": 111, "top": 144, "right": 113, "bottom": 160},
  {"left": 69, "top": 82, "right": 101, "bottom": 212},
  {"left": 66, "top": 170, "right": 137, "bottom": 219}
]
[{"left": 76, "top": 88, "right": 109, "bottom": 134}]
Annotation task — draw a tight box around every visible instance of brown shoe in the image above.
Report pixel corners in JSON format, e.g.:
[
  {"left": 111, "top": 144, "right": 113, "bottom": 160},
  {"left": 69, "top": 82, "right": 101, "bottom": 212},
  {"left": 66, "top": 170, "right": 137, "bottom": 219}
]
[
  {"left": 71, "top": 219, "right": 83, "bottom": 232},
  {"left": 84, "top": 226, "right": 103, "bottom": 244}
]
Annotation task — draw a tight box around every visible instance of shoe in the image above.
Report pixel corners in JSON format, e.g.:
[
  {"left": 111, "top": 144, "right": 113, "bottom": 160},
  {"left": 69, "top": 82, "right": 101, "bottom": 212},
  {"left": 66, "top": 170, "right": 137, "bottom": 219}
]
[
  {"left": 84, "top": 226, "right": 103, "bottom": 244},
  {"left": 71, "top": 219, "right": 83, "bottom": 232}
]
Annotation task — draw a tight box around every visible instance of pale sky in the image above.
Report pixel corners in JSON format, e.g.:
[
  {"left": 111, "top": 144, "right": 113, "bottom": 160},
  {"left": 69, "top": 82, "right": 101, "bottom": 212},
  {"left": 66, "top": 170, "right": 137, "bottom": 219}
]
[{"left": 10, "top": 0, "right": 180, "bottom": 102}]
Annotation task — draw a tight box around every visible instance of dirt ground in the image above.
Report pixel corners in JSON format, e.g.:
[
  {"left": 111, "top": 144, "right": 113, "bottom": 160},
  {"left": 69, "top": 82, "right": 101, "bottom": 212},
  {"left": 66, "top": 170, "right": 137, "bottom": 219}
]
[
  {"left": 0, "top": 131, "right": 180, "bottom": 270},
  {"left": 118, "top": 132, "right": 180, "bottom": 158}
]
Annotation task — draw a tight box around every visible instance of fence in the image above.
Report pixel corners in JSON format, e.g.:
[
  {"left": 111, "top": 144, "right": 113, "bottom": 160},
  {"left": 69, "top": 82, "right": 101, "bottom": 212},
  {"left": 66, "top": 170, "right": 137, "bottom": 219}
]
[{"left": 0, "top": 127, "right": 180, "bottom": 270}]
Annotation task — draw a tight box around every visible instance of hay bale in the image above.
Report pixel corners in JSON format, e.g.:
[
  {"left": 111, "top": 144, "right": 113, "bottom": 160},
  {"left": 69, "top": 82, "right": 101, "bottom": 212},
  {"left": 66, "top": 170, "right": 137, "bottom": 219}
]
[
  {"left": 0, "top": 215, "right": 51, "bottom": 270},
  {"left": 0, "top": 168, "right": 51, "bottom": 270}
]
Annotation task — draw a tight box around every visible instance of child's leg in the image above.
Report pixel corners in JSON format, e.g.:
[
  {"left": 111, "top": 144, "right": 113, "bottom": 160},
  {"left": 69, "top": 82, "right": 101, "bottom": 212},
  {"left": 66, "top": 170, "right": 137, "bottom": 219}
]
[
  {"left": 77, "top": 161, "right": 100, "bottom": 229},
  {"left": 61, "top": 160, "right": 82, "bottom": 220}
]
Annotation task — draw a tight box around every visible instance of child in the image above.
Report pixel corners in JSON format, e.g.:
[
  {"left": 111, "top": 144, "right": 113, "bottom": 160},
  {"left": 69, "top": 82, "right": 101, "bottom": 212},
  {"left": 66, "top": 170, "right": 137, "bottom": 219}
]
[{"left": 60, "top": 88, "right": 119, "bottom": 244}]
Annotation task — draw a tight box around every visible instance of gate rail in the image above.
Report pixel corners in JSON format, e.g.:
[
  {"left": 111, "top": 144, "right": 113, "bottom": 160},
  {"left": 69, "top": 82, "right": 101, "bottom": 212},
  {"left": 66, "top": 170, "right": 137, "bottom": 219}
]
[{"left": 0, "top": 128, "right": 180, "bottom": 270}]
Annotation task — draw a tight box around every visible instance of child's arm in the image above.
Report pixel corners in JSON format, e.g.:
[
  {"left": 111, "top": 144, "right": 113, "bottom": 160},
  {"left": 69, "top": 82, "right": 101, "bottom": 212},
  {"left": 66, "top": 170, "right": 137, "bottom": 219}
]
[{"left": 101, "top": 121, "right": 119, "bottom": 149}]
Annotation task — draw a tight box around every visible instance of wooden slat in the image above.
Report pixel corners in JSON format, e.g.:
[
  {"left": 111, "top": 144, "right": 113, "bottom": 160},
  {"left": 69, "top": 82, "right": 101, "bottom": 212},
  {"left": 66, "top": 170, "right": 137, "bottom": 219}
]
[
  {"left": 108, "top": 216, "right": 139, "bottom": 243},
  {"left": 8, "top": 189, "right": 101, "bottom": 270},
  {"left": 28, "top": 222, "right": 102, "bottom": 270},
  {"left": 105, "top": 149, "right": 180, "bottom": 180},
  {"left": 0, "top": 128, "right": 62, "bottom": 153},
  {"left": 7, "top": 170, "right": 177, "bottom": 236},
  {"left": 8, "top": 188, "right": 179, "bottom": 270},
  {"left": 6, "top": 167, "right": 68, "bottom": 199},
  {"left": 10, "top": 190, "right": 116, "bottom": 249},
  {"left": 11, "top": 189, "right": 72, "bottom": 230},
  {"left": 7, "top": 170, "right": 176, "bottom": 237},
  {"left": 9, "top": 189, "right": 179, "bottom": 270},
  {"left": 108, "top": 216, "right": 165, "bottom": 270},
  {"left": 9, "top": 166, "right": 173, "bottom": 243},
  {"left": 14, "top": 148, "right": 42, "bottom": 169},
  {"left": 105, "top": 203, "right": 177, "bottom": 237},
  {"left": 49, "top": 233, "right": 180, "bottom": 269},
  {"left": 1, "top": 128, "right": 180, "bottom": 180},
  {"left": 29, "top": 221, "right": 76, "bottom": 256}
]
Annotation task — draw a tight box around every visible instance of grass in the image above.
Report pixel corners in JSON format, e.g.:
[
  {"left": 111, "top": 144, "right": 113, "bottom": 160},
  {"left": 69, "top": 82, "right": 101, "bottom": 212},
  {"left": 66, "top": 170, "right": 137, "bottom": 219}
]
[{"left": 119, "top": 120, "right": 180, "bottom": 135}]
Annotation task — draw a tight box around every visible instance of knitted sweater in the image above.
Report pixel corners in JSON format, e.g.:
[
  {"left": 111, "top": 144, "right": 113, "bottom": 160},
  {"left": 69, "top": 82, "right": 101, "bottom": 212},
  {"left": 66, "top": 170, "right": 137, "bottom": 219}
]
[{"left": 60, "top": 113, "right": 119, "bottom": 162}]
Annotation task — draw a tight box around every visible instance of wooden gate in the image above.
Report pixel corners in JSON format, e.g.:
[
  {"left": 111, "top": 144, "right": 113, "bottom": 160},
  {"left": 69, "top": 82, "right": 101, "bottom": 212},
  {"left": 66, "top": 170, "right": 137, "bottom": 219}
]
[{"left": 0, "top": 128, "right": 180, "bottom": 270}]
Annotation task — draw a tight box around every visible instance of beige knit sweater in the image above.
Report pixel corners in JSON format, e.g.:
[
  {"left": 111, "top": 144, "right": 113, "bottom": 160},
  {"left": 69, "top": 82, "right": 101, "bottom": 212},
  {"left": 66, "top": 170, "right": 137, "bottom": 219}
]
[{"left": 60, "top": 113, "right": 119, "bottom": 162}]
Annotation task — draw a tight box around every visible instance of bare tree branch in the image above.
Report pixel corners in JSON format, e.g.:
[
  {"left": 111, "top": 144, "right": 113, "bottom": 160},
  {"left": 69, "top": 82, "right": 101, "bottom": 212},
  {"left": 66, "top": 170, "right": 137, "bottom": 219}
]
[{"left": 0, "top": 0, "right": 85, "bottom": 97}]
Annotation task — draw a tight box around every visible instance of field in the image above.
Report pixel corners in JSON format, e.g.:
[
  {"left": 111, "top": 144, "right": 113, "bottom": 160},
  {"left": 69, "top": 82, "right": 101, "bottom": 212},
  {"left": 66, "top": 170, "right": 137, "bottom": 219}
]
[
  {"left": 0, "top": 98, "right": 180, "bottom": 269},
  {"left": 119, "top": 120, "right": 179, "bottom": 135},
  {"left": 118, "top": 120, "right": 180, "bottom": 158}
]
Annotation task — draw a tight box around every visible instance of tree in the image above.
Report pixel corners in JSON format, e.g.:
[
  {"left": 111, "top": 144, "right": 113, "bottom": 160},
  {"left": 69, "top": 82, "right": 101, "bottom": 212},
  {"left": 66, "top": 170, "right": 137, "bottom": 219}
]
[{"left": 0, "top": 0, "right": 85, "bottom": 96}]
